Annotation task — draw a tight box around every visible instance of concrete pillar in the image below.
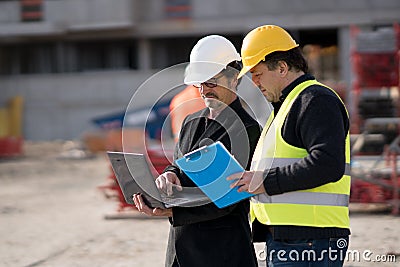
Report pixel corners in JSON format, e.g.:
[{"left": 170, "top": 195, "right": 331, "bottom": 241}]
[
  {"left": 56, "top": 42, "right": 65, "bottom": 73},
  {"left": 138, "top": 38, "right": 151, "bottom": 70},
  {"left": 338, "top": 26, "right": 353, "bottom": 117}
]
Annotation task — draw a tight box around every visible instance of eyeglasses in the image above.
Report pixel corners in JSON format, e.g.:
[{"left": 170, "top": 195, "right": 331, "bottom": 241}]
[{"left": 193, "top": 78, "right": 219, "bottom": 89}]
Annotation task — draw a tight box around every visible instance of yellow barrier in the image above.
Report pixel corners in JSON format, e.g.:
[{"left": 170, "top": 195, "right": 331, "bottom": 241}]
[
  {"left": 8, "top": 96, "right": 23, "bottom": 137},
  {"left": 0, "top": 96, "right": 23, "bottom": 138},
  {"left": 0, "top": 108, "right": 8, "bottom": 137},
  {"left": 0, "top": 96, "right": 24, "bottom": 157}
]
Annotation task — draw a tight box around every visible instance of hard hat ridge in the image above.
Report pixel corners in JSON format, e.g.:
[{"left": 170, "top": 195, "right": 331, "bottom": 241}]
[
  {"left": 238, "top": 25, "right": 299, "bottom": 78},
  {"left": 184, "top": 35, "right": 241, "bottom": 85}
]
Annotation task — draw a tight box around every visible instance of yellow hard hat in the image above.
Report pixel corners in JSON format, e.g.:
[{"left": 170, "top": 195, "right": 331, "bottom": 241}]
[{"left": 238, "top": 25, "right": 299, "bottom": 78}]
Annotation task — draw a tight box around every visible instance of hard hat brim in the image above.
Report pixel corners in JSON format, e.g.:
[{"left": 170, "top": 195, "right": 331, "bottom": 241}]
[
  {"left": 184, "top": 62, "right": 225, "bottom": 85},
  {"left": 238, "top": 65, "right": 253, "bottom": 79}
]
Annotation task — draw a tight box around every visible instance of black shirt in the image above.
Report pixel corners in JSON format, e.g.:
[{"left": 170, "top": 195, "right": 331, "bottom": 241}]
[
  {"left": 163, "top": 97, "right": 261, "bottom": 266},
  {"left": 253, "top": 74, "right": 351, "bottom": 241},
  {"left": 164, "top": 97, "right": 261, "bottom": 226}
]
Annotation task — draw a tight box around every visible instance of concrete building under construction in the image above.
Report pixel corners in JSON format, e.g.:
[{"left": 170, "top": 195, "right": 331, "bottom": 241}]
[{"left": 0, "top": 0, "right": 399, "bottom": 140}]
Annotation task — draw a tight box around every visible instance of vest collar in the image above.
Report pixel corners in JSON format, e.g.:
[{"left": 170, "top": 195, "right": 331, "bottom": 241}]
[
  {"left": 279, "top": 74, "right": 315, "bottom": 103},
  {"left": 271, "top": 74, "right": 314, "bottom": 114}
]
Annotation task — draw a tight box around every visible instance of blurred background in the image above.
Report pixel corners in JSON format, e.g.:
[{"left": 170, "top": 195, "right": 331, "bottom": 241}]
[
  {"left": 0, "top": 1, "right": 400, "bottom": 266},
  {"left": 0, "top": 0, "right": 398, "bottom": 141},
  {"left": 1, "top": 0, "right": 400, "bottom": 209},
  {"left": 0, "top": 0, "right": 399, "bottom": 210}
]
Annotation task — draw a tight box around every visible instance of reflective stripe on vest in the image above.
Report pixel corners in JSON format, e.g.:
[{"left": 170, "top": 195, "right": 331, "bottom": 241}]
[
  {"left": 252, "top": 158, "right": 351, "bottom": 176},
  {"left": 253, "top": 191, "right": 349, "bottom": 206},
  {"left": 250, "top": 79, "right": 351, "bottom": 229}
]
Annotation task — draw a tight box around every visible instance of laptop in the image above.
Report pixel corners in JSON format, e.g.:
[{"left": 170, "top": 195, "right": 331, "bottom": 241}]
[{"left": 107, "top": 151, "right": 210, "bottom": 209}]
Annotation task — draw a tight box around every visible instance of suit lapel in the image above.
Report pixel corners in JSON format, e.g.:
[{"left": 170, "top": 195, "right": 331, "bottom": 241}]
[{"left": 186, "top": 109, "right": 209, "bottom": 150}]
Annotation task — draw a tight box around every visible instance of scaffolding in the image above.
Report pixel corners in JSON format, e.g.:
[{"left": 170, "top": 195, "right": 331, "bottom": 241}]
[{"left": 350, "top": 24, "right": 400, "bottom": 214}]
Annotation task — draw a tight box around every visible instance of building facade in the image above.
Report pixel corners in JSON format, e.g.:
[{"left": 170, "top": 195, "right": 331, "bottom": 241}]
[{"left": 0, "top": 0, "right": 399, "bottom": 140}]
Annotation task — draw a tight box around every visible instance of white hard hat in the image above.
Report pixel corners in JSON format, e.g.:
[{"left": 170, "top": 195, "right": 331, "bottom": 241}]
[{"left": 184, "top": 35, "right": 241, "bottom": 85}]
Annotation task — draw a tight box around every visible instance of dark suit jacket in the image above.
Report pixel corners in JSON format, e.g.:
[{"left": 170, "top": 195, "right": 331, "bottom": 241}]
[{"left": 164, "top": 97, "right": 261, "bottom": 267}]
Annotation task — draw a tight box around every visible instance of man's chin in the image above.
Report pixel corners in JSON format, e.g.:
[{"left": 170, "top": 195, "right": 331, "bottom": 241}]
[
  {"left": 205, "top": 99, "right": 221, "bottom": 109},
  {"left": 264, "top": 93, "right": 275, "bottom": 102}
]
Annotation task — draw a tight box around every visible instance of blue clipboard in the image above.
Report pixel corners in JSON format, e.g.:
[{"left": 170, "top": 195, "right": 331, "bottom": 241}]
[{"left": 175, "top": 141, "right": 254, "bottom": 208}]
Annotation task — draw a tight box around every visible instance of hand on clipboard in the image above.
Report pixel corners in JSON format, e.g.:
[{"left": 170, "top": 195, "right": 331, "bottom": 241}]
[
  {"left": 227, "top": 170, "right": 266, "bottom": 195},
  {"left": 175, "top": 141, "right": 255, "bottom": 208}
]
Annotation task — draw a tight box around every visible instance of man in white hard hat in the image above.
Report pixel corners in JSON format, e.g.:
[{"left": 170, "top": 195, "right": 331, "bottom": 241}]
[{"left": 133, "top": 35, "right": 261, "bottom": 267}]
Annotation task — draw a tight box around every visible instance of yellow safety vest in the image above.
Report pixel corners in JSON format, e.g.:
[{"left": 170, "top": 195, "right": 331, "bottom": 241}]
[{"left": 250, "top": 80, "right": 351, "bottom": 229}]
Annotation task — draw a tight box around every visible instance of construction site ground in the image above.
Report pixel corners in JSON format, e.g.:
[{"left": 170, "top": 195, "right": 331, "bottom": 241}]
[{"left": 0, "top": 141, "right": 399, "bottom": 267}]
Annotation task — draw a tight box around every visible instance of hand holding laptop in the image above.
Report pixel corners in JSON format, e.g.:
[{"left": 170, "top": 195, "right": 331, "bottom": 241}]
[
  {"left": 133, "top": 194, "right": 172, "bottom": 217},
  {"left": 132, "top": 171, "right": 181, "bottom": 217}
]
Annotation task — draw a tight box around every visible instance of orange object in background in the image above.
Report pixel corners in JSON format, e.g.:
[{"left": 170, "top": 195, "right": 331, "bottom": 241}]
[
  {"left": 106, "top": 128, "right": 146, "bottom": 153},
  {"left": 169, "top": 85, "right": 205, "bottom": 142}
]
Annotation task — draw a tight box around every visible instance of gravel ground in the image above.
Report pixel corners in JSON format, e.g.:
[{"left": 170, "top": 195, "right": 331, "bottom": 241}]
[{"left": 0, "top": 141, "right": 399, "bottom": 267}]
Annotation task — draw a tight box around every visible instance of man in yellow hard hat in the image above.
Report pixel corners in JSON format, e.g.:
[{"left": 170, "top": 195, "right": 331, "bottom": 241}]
[{"left": 228, "top": 25, "right": 351, "bottom": 266}]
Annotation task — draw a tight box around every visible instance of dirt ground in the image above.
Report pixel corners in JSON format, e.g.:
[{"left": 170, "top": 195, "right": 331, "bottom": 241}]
[{"left": 0, "top": 141, "right": 399, "bottom": 267}]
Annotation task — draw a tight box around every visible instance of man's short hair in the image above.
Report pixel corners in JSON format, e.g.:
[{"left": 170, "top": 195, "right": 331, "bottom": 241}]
[
  {"left": 263, "top": 47, "right": 308, "bottom": 73},
  {"left": 220, "top": 60, "right": 243, "bottom": 87}
]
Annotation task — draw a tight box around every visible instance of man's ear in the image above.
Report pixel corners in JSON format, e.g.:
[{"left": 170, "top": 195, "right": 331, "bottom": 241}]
[
  {"left": 230, "top": 75, "right": 239, "bottom": 91},
  {"left": 278, "top": 61, "right": 288, "bottom": 76}
]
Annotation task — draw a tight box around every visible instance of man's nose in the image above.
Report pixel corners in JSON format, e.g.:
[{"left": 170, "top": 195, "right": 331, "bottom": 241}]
[{"left": 200, "top": 84, "right": 211, "bottom": 94}]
